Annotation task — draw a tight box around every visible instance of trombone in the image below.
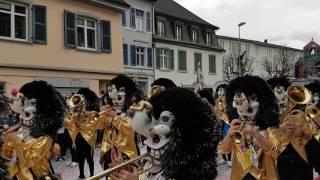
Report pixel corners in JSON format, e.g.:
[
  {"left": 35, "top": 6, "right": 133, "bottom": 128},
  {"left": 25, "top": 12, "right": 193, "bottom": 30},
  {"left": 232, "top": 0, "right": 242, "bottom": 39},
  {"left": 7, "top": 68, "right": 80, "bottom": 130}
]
[{"left": 87, "top": 153, "right": 154, "bottom": 180}]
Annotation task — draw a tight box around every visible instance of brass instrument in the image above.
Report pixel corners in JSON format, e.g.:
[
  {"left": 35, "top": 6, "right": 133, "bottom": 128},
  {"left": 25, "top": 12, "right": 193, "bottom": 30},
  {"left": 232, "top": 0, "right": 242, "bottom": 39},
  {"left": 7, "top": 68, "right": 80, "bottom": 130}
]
[
  {"left": 231, "top": 117, "right": 254, "bottom": 144},
  {"left": 69, "top": 94, "right": 85, "bottom": 109},
  {"left": 87, "top": 153, "right": 154, "bottom": 180},
  {"left": 1, "top": 123, "right": 21, "bottom": 136},
  {"left": 305, "top": 105, "right": 320, "bottom": 141}
]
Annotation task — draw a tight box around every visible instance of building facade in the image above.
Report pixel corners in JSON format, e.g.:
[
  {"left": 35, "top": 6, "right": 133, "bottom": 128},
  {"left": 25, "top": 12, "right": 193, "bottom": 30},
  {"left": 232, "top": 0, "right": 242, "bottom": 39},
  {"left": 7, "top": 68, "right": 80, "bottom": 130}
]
[
  {"left": 122, "top": 0, "right": 156, "bottom": 97},
  {"left": 0, "top": 0, "right": 129, "bottom": 96},
  {"left": 217, "top": 35, "right": 303, "bottom": 79},
  {"left": 153, "top": 0, "right": 224, "bottom": 92}
]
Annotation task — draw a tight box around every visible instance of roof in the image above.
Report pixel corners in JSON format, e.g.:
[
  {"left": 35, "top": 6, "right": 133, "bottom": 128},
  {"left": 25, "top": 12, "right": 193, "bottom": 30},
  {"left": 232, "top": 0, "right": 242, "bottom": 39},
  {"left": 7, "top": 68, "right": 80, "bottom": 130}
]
[
  {"left": 217, "top": 35, "right": 302, "bottom": 52},
  {"left": 155, "top": 0, "right": 219, "bottom": 30},
  {"left": 82, "top": 0, "right": 130, "bottom": 11},
  {"left": 304, "top": 40, "right": 320, "bottom": 49}
]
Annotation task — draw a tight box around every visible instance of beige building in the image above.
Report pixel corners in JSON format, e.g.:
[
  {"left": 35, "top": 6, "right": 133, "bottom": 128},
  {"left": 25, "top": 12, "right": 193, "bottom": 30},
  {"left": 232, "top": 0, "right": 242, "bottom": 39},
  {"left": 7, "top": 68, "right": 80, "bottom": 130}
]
[{"left": 0, "top": 0, "right": 129, "bottom": 96}]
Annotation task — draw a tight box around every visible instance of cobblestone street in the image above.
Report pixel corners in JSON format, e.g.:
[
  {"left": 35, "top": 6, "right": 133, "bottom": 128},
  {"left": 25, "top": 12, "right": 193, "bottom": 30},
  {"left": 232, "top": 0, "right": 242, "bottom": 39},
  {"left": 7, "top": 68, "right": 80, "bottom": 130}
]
[{"left": 51, "top": 148, "right": 232, "bottom": 180}]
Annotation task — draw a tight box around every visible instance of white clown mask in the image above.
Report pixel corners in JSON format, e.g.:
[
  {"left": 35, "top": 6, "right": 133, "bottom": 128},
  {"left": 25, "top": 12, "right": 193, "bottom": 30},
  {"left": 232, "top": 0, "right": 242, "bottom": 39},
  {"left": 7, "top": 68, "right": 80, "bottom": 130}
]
[
  {"left": 233, "top": 92, "right": 259, "bottom": 118},
  {"left": 273, "top": 86, "right": 288, "bottom": 110},
  {"left": 10, "top": 96, "right": 37, "bottom": 127},
  {"left": 108, "top": 84, "right": 126, "bottom": 114},
  {"left": 217, "top": 87, "right": 225, "bottom": 98}
]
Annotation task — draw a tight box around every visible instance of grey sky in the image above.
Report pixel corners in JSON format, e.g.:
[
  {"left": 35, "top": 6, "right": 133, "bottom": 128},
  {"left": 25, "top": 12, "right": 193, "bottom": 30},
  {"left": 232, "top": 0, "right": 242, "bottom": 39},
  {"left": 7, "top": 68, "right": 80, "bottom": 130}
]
[{"left": 174, "top": 0, "right": 320, "bottom": 49}]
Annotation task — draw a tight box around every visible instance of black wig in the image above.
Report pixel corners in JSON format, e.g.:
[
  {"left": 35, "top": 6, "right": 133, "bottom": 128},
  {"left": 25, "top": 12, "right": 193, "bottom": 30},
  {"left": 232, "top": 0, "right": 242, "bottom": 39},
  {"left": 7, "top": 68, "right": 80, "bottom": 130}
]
[
  {"left": 19, "top": 81, "right": 65, "bottom": 139},
  {"left": 151, "top": 78, "right": 177, "bottom": 89},
  {"left": 226, "top": 75, "right": 280, "bottom": 130},
  {"left": 305, "top": 82, "right": 320, "bottom": 108},
  {"left": 198, "top": 89, "right": 215, "bottom": 106},
  {"left": 110, "top": 75, "right": 140, "bottom": 111},
  {"left": 77, "top": 88, "right": 100, "bottom": 112},
  {"left": 266, "top": 77, "right": 291, "bottom": 90},
  {"left": 149, "top": 88, "right": 220, "bottom": 180}
]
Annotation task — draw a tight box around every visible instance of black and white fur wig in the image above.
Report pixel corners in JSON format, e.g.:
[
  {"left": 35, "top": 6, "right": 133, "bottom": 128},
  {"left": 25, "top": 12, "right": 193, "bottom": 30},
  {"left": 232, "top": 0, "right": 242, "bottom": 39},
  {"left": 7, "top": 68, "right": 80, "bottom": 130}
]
[
  {"left": 110, "top": 75, "right": 140, "bottom": 111},
  {"left": 151, "top": 78, "right": 177, "bottom": 89},
  {"left": 77, "top": 88, "right": 100, "bottom": 112},
  {"left": 149, "top": 88, "right": 220, "bottom": 180},
  {"left": 226, "top": 75, "right": 280, "bottom": 130},
  {"left": 19, "top": 81, "right": 64, "bottom": 138},
  {"left": 305, "top": 82, "right": 320, "bottom": 108},
  {"left": 266, "top": 77, "right": 291, "bottom": 90}
]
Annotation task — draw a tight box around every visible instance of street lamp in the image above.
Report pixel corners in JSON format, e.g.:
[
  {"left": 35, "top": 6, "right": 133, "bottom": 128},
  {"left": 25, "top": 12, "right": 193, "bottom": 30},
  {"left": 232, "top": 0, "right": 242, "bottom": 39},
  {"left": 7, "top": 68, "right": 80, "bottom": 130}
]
[{"left": 238, "top": 21, "right": 246, "bottom": 76}]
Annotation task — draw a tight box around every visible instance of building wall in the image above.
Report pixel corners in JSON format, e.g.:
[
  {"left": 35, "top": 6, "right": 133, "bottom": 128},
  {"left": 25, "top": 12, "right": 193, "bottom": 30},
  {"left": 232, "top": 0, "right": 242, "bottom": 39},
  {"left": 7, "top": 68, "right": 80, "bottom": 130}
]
[
  {"left": 155, "top": 42, "right": 223, "bottom": 89},
  {"left": 0, "top": 0, "right": 124, "bottom": 95}
]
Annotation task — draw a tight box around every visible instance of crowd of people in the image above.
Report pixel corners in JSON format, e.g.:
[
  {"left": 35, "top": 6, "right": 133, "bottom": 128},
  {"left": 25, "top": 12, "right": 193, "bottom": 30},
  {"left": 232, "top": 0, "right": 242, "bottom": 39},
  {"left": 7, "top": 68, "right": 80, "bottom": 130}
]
[{"left": 0, "top": 75, "right": 319, "bottom": 180}]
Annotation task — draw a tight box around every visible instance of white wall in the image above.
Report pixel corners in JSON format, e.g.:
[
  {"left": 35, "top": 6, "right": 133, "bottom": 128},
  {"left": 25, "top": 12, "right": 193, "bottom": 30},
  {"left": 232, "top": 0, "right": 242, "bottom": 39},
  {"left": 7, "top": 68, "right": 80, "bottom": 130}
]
[{"left": 155, "top": 42, "right": 223, "bottom": 89}]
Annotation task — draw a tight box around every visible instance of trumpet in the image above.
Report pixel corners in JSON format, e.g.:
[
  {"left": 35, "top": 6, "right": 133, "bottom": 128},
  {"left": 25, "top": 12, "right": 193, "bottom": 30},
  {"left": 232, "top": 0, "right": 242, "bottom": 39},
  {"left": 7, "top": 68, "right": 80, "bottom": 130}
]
[
  {"left": 87, "top": 153, "right": 154, "bottom": 180},
  {"left": 231, "top": 116, "right": 253, "bottom": 144},
  {"left": 305, "top": 105, "right": 320, "bottom": 141},
  {"left": 69, "top": 94, "right": 85, "bottom": 109}
]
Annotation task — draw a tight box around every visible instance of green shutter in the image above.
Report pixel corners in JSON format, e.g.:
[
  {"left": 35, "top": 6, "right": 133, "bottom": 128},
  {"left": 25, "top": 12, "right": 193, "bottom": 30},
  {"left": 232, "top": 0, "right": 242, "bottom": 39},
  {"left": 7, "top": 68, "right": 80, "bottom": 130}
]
[
  {"left": 64, "top": 11, "right": 76, "bottom": 48},
  {"left": 33, "top": 5, "right": 47, "bottom": 44},
  {"left": 101, "top": 20, "right": 111, "bottom": 52},
  {"left": 169, "top": 49, "right": 174, "bottom": 70},
  {"left": 209, "top": 55, "right": 216, "bottom": 73},
  {"left": 178, "top": 50, "right": 187, "bottom": 71},
  {"left": 156, "top": 48, "right": 161, "bottom": 69}
]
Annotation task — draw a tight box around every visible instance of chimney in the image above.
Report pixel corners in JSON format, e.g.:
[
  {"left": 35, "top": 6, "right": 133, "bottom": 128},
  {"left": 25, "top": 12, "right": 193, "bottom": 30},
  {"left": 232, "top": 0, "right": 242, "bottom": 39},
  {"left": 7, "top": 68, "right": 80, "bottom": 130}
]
[{"left": 264, "top": 39, "right": 268, "bottom": 43}]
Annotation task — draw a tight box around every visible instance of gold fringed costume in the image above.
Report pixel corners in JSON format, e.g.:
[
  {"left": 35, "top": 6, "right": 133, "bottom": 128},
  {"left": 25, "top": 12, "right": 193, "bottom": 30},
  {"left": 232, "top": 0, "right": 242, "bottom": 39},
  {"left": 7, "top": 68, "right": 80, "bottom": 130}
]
[
  {"left": 220, "top": 128, "right": 280, "bottom": 180},
  {"left": 2, "top": 134, "right": 53, "bottom": 180},
  {"left": 100, "top": 115, "right": 138, "bottom": 159}
]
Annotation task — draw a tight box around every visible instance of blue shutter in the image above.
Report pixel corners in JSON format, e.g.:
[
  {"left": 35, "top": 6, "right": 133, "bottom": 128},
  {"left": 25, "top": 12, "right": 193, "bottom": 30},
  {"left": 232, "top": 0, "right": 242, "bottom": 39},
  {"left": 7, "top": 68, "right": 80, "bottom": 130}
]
[
  {"left": 130, "top": 8, "right": 136, "bottom": 29},
  {"left": 131, "top": 45, "right": 136, "bottom": 66},
  {"left": 147, "top": 48, "right": 152, "bottom": 67},
  {"left": 123, "top": 44, "right": 128, "bottom": 65},
  {"left": 146, "top": 12, "right": 151, "bottom": 32}
]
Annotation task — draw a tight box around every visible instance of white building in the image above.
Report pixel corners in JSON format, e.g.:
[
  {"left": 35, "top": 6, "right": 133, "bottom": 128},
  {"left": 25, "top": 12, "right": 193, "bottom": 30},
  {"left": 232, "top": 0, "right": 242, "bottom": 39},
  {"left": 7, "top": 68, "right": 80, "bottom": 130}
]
[
  {"left": 217, "top": 35, "right": 303, "bottom": 79},
  {"left": 153, "top": 0, "right": 224, "bottom": 92}
]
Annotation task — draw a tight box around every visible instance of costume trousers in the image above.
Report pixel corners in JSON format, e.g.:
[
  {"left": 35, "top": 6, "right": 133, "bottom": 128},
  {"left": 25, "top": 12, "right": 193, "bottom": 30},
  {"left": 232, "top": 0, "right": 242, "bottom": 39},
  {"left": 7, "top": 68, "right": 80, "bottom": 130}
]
[
  {"left": 305, "top": 136, "right": 320, "bottom": 173},
  {"left": 61, "top": 129, "right": 77, "bottom": 162},
  {"left": 75, "top": 134, "right": 94, "bottom": 177}
]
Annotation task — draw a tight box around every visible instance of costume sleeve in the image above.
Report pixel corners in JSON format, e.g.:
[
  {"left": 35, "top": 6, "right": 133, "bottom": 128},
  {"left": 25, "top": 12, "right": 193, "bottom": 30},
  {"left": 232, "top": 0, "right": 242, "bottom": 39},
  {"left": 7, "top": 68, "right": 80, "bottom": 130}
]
[
  {"left": 265, "top": 128, "right": 281, "bottom": 159},
  {"left": 63, "top": 114, "right": 74, "bottom": 130},
  {"left": 95, "top": 111, "right": 112, "bottom": 130},
  {"left": 113, "top": 117, "right": 133, "bottom": 136}
]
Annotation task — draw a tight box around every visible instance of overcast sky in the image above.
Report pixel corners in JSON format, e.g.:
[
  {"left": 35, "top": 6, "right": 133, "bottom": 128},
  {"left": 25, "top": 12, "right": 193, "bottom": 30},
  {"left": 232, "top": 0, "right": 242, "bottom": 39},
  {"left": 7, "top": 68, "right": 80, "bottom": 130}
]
[{"left": 174, "top": 0, "right": 320, "bottom": 49}]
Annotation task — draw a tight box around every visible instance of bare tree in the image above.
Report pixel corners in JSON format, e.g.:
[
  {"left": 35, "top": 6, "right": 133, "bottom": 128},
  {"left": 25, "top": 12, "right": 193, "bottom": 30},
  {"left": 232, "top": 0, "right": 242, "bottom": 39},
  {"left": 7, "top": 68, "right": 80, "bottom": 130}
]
[
  {"left": 223, "top": 51, "right": 254, "bottom": 82},
  {"left": 261, "top": 49, "right": 296, "bottom": 78}
]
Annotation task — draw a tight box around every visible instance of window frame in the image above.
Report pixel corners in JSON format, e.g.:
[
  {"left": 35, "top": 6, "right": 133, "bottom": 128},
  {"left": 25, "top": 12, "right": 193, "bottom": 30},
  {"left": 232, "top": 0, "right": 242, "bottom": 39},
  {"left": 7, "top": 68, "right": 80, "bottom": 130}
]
[
  {"left": 76, "top": 16, "right": 98, "bottom": 51},
  {"left": 175, "top": 25, "right": 182, "bottom": 40},
  {"left": 135, "top": 9, "right": 144, "bottom": 31},
  {"left": 157, "top": 21, "right": 164, "bottom": 36},
  {"left": 206, "top": 32, "right": 212, "bottom": 45},
  {"left": 136, "top": 46, "right": 146, "bottom": 67},
  {"left": 0, "top": 1, "right": 28, "bottom": 42},
  {"left": 160, "top": 48, "right": 169, "bottom": 70},
  {"left": 192, "top": 29, "right": 198, "bottom": 43}
]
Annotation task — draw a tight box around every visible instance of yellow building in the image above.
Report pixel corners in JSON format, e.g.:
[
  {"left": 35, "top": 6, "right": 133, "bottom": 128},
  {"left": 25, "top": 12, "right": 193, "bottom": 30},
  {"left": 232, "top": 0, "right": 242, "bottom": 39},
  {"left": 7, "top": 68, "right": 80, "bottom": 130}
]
[{"left": 0, "top": 0, "right": 129, "bottom": 96}]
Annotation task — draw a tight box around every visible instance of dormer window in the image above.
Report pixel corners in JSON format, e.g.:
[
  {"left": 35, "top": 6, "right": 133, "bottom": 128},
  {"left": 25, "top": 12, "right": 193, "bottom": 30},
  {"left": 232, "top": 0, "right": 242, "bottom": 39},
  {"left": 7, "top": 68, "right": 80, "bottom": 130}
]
[
  {"left": 175, "top": 25, "right": 182, "bottom": 40},
  {"left": 192, "top": 29, "right": 198, "bottom": 43},
  {"left": 206, "top": 32, "right": 212, "bottom": 45},
  {"left": 157, "top": 21, "right": 164, "bottom": 36}
]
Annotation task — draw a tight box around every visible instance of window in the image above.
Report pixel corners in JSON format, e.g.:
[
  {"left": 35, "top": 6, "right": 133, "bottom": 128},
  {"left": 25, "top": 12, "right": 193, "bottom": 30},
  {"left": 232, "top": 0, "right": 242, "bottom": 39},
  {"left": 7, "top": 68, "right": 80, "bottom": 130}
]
[
  {"left": 209, "top": 55, "right": 216, "bottom": 73},
  {"left": 76, "top": 17, "right": 97, "bottom": 50},
  {"left": 136, "top": 46, "right": 145, "bottom": 66},
  {"left": 219, "top": 40, "right": 224, "bottom": 49},
  {"left": 194, "top": 53, "right": 202, "bottom": 72},
  {"left": 157, "top": 21, "right": 164, "bottom": 36},
  {"left": 255, "top": 46, "right": 259, "bottom": 56},
  {"left": 156, "top": 48, "right": 174, "bottom": 70},
  {"left": 122, "top": 11, "right": 126, "bottom": 27},
  {"left": 135, "top": 9, "right": 144, "bottom": 31},
  {"left": 230, "top": 41, "right": 238, "bottom": 53},
  {"left": 0, "top": 2, "right": 27, "bottom": 41},
  {"left": 267, "top": 48, "right": 273, "bottom": 57},
  {"left": 245, "top": 44, "right": 250, "bottom": 55},
  {"left": 160, "top": 49, "right": 169, "bottom": 69},
  {"left": 123, "top": 44, "right": 128, "bottom": 65},
  {"left": 206, "top": 32, "right": 212, "bottom": 45},
  {"left": 178, "top": 50, "right": 187, "bottom": 71},
  {"left": 176, "top": 25, "right": 182, "bottom": 40},
  {"left": 192, "top": 29, "right": 198, "bottom": 43}
]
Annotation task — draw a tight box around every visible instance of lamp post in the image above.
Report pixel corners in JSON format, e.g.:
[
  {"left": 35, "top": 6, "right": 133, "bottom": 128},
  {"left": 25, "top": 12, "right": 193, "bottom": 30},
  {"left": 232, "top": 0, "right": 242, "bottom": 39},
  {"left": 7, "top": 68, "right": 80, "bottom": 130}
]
[{"left": 238, "top": 22, "right": 246, "bottom": 76}]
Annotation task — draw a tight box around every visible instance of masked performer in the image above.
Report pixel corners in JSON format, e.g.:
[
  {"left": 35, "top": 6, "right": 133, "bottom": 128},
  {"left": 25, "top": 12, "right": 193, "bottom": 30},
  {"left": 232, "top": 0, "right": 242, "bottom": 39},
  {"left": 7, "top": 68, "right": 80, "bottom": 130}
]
[
  {"left": 109, "top": 87, "right": 221, "bottom": 180},
  {"left": 220, "top": 75, "right": 280, "bottom": 180},
  {"left": 213, "top": 84, "right": 232, "bottom": 167},
  {"left": 2, "top": 81, "right": 64, "bottom": 180},
  {"left": 304, "top": 82, "right": 320, "bottom": 177},
  {"left": 64, "top": 88, "right": 104, "bottom": 179},
  {"left": 0, "top": 94, "right": 8, "bottom": 180},
  {"left": 100, "top": 75, "right": 139, "bottom": 172},
  {"left": 267, "top": 77, "right": 314, "bottom": 180}
]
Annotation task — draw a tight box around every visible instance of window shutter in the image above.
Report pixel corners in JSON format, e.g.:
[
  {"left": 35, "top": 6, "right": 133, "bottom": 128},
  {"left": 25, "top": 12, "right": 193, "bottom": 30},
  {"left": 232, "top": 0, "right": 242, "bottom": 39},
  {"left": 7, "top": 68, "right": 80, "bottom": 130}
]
[
  {"left": 146, "top": 12, "right": 151, "bottom": 32},
  {"left": 131, "top": 45, "right": 136, "bottom": 66},
  {"left": 123, "top": 44, "right": 128, "bottom": 65},
  {"left": 130, "top": 8, "right": 136, "bottom": 29},
  {"left": 64, "top": 11, "right": 76, "bottom": 48},
  {"left": 178, "top": 50, "right": 186, "bottom": 71},
  {"left": 33, "top": 5, "right": 47, "bottom": 44},
  {"left": 156, "top": 48, "right": 160, "bottom": 69},
  {"left": 169, "top": 49, "right": 174, "bottom": 70},
  {"left": 209, "top": 55, "right": 216, "bottom": 73},
  {"left": 101, "top": 20, "right": 111, "bottom": 52},
  {"left": 147, "top": 48, "right": 152, "bottom": 67},
  {"left": 122, "top": 11, "right": 126, "bottom": 27}
]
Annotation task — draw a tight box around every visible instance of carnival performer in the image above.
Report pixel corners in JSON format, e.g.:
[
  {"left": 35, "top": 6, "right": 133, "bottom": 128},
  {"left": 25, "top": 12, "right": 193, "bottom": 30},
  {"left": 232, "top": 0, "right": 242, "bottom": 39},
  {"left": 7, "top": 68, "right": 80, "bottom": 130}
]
[
  {"left": 0, "top": 93, "right": 8, "bottom": 180},
  {"left": 305, "top": 82, "right": 320, "bottom": 177},
  {"left": 214, "top": 84, "right": 232, "bottom": 167},
  {"left": 268, "top": 77, "right": 314, "bottom": 180},
  {"left": 149, "top": 78, "right": 177, "bottom": 97},
  {"left": 64, "top": 88, "right": 104, "bottom": 179},
  {"left": 220, "top": 75, "right": 280, "bottom": 180},
  {"left": 109, "top": 87, "right": 221, "bottom": 180},
  {"left": 99, "top": 75, "right": 139, "bottom": 172},
  {"left": 2, "top": 81, "right": 64, "bottom": 180}
]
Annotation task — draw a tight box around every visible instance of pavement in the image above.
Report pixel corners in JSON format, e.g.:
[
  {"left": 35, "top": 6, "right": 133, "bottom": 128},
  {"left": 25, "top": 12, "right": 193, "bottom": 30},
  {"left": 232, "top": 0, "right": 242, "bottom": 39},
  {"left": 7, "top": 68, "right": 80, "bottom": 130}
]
[{"left": 51, "top": 148, "right": 232, "bottom": 180}]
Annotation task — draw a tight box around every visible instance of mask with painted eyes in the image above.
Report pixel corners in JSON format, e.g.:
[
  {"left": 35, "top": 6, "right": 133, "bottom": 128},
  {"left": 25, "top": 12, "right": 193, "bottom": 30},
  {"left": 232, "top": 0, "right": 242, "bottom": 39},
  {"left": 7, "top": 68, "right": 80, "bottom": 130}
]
[
  {"left": 217, "top": 87, "right": 225, "bottom": 98},
  {"left": 273, "top": 86, "right": 288, "bottom": 110},
  {"left": 233, "top": 92, "right": 259, "bottom": 118},
  {"left": 11, "top": 96, "right": 37, "bottom": 127},
  {"left": 109, "top": 86, "right": 126, "bottom": 114},
  {"left": 308, "top": 92, "right": 320, "bottom": 106}
]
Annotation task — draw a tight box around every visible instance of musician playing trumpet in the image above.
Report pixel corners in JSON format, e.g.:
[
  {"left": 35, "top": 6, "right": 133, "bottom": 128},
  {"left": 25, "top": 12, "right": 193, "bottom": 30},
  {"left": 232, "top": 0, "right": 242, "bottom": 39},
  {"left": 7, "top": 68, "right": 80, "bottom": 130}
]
[{"left": 220, "top": 76, "right": 280, "bottom": 180}]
